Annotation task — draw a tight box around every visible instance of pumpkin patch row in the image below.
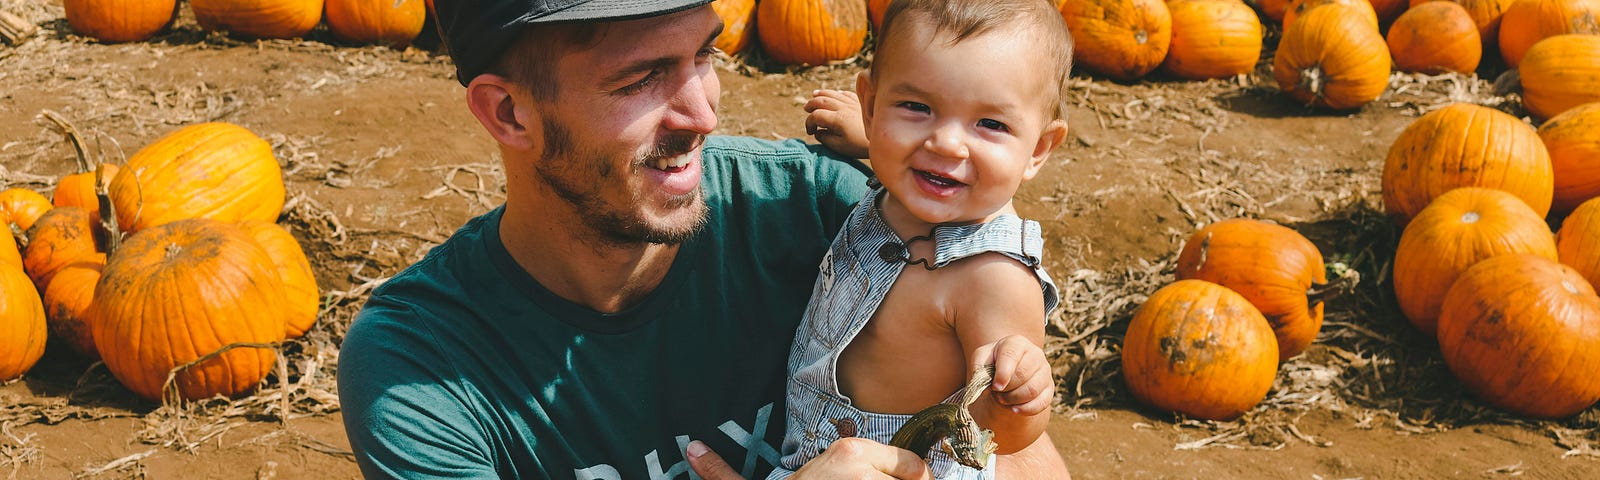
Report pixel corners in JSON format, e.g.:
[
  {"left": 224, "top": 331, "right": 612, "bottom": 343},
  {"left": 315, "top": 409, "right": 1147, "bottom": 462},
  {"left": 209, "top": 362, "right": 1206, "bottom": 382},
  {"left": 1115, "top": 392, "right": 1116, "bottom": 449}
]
[
  {"left": 62, "top": 0, "right": 427, "bottom": 46},
  {"left": 0, "top": 122, "right": 318, "bottom": 404}
]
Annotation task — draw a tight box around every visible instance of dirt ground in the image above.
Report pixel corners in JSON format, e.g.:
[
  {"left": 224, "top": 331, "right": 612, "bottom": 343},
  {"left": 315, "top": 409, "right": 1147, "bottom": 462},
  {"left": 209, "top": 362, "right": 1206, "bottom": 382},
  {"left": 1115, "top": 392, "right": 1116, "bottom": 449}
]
[{"left": 3, "top": 1, "right": 1600, "bottom": 478}]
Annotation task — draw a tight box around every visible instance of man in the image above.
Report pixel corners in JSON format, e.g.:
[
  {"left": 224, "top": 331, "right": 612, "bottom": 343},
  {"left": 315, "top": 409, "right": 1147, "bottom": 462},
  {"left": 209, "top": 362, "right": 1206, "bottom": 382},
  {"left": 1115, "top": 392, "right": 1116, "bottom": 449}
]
[{"left": 336, "top": 1, "right": 1072, "bottom": 478}]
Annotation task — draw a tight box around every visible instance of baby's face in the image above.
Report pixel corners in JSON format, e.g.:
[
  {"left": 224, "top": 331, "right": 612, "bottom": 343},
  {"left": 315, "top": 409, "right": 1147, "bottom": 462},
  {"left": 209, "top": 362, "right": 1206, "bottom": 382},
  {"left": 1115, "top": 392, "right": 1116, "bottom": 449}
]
[{"left": 862, "top": 23, "right": 1065, "bottom": 226}]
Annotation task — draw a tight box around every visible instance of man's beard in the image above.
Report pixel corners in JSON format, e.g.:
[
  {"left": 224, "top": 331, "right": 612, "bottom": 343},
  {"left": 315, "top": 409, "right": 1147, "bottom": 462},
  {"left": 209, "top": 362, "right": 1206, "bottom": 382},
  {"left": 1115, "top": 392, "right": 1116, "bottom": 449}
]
[{"left": 535, "top": 118, "right": 708, "bottom": 246}]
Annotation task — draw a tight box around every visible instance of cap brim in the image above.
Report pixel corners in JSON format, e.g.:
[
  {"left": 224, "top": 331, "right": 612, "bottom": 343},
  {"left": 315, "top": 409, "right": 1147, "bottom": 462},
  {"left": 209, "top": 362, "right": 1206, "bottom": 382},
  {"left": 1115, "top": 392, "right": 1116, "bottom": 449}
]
[{"left": 538, "top": 0, "right": 713, "bottom": 23}]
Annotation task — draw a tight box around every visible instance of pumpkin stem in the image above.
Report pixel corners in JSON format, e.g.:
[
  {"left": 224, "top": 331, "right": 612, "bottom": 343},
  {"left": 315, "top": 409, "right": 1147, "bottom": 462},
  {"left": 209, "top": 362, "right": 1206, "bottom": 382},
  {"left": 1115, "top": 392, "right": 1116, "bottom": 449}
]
[
  {"left": 1306, "top": 262, "right": 1360, "bottom": 307},
  {"left": 40, "top": 109, "right": 96, "bottom": 173},
  {"left": 1492, "top": 69, "right": 1521, "bottom": 97}
]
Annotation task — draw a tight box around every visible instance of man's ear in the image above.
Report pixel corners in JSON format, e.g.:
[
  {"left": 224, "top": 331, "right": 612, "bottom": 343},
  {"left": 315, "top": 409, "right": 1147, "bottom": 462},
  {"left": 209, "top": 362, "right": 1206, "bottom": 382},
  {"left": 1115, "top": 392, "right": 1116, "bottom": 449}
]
[
  {"left": 856, "top": 70, "right": 876, "bottom": 132},
  {"left": 466, "top": 74, "right": 539, "bottom": 151},
  {"left": 1023, "top": 119, "right": 1068, "bottom": 180}
]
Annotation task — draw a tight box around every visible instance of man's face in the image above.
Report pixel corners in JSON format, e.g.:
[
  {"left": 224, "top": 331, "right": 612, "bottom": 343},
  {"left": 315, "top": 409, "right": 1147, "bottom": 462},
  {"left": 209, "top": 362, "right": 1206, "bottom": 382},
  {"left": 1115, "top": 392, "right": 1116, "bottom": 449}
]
[{"left": 531, "top": 6, "right": 723, "bottom": 246}]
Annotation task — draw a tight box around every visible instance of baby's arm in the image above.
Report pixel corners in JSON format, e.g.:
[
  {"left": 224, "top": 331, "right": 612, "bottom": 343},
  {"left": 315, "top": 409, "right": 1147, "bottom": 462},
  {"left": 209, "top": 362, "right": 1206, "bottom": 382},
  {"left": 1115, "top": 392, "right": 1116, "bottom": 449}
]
[{"left": 952, "top": 255, "right": 1054, "bottom": 455}]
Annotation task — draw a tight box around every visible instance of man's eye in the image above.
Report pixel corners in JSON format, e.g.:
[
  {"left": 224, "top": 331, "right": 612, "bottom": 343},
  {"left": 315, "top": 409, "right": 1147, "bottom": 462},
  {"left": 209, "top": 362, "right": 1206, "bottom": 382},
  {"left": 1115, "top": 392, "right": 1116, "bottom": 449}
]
[
  {"left": 978, "top": 118, "right": 1009, "bottom": 132},
  {"left": 619, "top": 71, "right": 659, "bottom": 95},
  {"left": 700, "top": 46, "right": 721, "bottom": 57},
  {"left": 897, "top": 102, "right": 930, "bottom": 113}
]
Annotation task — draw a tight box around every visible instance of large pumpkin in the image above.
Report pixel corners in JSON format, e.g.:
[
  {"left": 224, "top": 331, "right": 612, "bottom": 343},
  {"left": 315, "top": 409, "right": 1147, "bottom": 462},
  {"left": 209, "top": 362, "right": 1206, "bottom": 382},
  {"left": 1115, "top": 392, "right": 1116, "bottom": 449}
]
[
  {"left": 1161, "top": 0, "right": 1263, "bottom": 80},
  {"left": 89, "top": 218, "right": 289, "bottom": 402},
  {"left": 1060, "top": 0, "right": 1173, "bottom": 81},
  {"left": 324, "top": 0, "right": 426, "bottom": 47},
  {"left": 712, "top": 0, "right": 758, "bottom": 54},
  {"left": 1518, "top": 34, "right": 1600, "bottom": 120},
  {"left": 1382, "top": 102, "right": 1553, "bottom": 225},
  {"left": 1273, "top": 4, "right": 1391, "bottom": 110},
  {"left": 1282, "top": 0, "right": 1380, "bottom": 30},
  {"left": 42, "top": 258, "right": 104, "bottom": 359},
  {"left": 22, "top": 207, "right": 107, "bottom": 294},
  {"left": 1412, "top": 0, "right": 1519, "bottom": 40},
  {"left": 1175, "top": 219, "right": 1327, "bottom": 361},
  {"left": 1437, "top": 254, "right": 1600, "bottom": 418},
  {"left": 238, "top": 221, "right": 319, "bottom": 339},
  {"left": 1557, "top": 197, "right": 1600, "bottom": 287},
  {"left": 192, "top": 0, "right": 324, "bottom": 40},
  {"left": 868, "top": 0, "right": 890, "bottom": 31},
  {"left": 109, "top": 122, "right": 285, "bottom": 233},
  {"left": 61, "top": 0, "right": 177, "bottom": 43},
  {"left": 0, "top": 223, "right": 18, "bottom": 268},
  {"left": 757, "top": 0, "right": 868, "bottom": 67},
  {"left": 53, "top": 164, "right": 119, "bottom": 221},
  {"left": 0, "top": 188, "right": 52, "bottom": 232},
  {"left": 1392, "top": 187, "right": 1559, "bottom": 336},
  {"left": 1388, "top": 1, "right": 1483, "bottom": 74},
  {"left": 1122, "top": 280, "right": 1279, "bottom": 420},
  {"left": 0, "top": 264, "right": 46, "bottom": 381},
  {"left": 1539, "top": 102, "right": 1600, "bottom": 213},
  {"left": 1499, "top": 0, "right": 1600, "bottom": 67}
]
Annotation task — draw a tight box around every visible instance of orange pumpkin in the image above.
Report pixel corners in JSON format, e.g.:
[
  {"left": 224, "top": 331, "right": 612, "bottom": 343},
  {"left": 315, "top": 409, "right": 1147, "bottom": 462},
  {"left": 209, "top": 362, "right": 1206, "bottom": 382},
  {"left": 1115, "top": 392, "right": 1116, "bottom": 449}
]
[
  {"left": 61, "top": 0, "right": 177, "bottom": 43},
  {"left": 712, "top": 0, "right": 758, "bottom": 54},
  {"left": 1393, "top": 187, "right": 1559, "bottom": 336},
  {"left": 1387, "top": 1, "right": 1483, "bottom": 74},
  {"left": 1061, "top": 0, "right": 1173, "bottom": 81},
  {"left": 1162, "top": 0, "right": 1263, "bottom": 80},
  {"left": 1437, "top": 254, "right": 1600, "bottom": 418},
  {"left": 1283, "top": 0, "right": 1381, "bottom": 30},
  {"left": 1262, "top": 0, "right": 1294, "bottom": 22},
  {"left": 758, "top": 0, "right": 868, "bottom": 66},
  {"left": 324, "top": 0, "right": 426, "bottom": 47},
  {"left": 1273, "top": 3, "right": 1391, "bottom": 109},
  {"left": 1499, "top": 0, "right": 1600, "bottom": 67},
  {"left": 1518, "top": 34, "right": 1600, "bottom": 120},
  {"left": 22, "top": 207, "right": 107, "bottom": 294},
  {"left": 1557, "top": 197, "right": 1600, "bottom": 287},
  {"left": 1540, "top": 102, "right": 1600, "bottom": 213},
  {"left": 0, "top": 264, "right": 46, "bottom": 381},
  {"left": 1382, "top": 103, "right": 1553, "bottom": 225},
  {"left": 90, "top": 218, "right": 289, "bottom": 402},
  {"left": 0, "top": 188, "right": 52, "bottom": 232},
  {"left": 42, "top": 257, "right": 104, "bottom": 359},
  {"left": 868, "top": 0, "right": 890, "bottom": 31},
  {"left": 1122, "top": 280, "right": 1279, "bottom": 420},
  {"left": 192, "top": 0, "right": 324, "bottom": 40},
  {"left": 109, "top": 122, "right": 285, "bottom": 233},
  {"left": 1176, "top": 219, "right": 1327, "bottom": 361},
  {"left": 53, "top": 163, "right": 119, "bottom": 221},
  {"left": 1370, "top": 0, "right": 1410, "bottom": 23},
  {"left": 1411, "top": 0, "right": 1519, "bottom": 40},
  {"left": 0, "top": 224, "right": 18, "bottom": 268},
  {"left": 239, "top": 221, "right": 319, "bottom": 339}
]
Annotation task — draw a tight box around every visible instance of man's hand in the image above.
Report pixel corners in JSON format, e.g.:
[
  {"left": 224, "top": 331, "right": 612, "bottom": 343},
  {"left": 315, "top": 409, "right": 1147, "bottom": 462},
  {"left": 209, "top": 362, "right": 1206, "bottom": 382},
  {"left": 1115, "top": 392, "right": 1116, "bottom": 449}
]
[
  {"left": 804, "top": 89, "right": 869, "bottom": 160},
  {"left": 972, "top": 336, "right": 1054, "bottom": 417},
  {"left": 686, "top": 438, "right": 932, "bottom": 479}
]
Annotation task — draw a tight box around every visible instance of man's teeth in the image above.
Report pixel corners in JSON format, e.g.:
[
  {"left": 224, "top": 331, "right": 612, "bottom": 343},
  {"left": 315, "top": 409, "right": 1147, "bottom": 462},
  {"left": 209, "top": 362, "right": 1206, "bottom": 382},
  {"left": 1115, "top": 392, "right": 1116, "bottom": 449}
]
[{"left": 650, "top": 154, "right": 691, "bottom": 170}]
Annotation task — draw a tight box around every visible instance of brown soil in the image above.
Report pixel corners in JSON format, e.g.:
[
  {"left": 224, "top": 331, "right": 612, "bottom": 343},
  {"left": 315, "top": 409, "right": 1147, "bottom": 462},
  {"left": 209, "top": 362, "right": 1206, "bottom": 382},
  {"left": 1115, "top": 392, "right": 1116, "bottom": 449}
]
[{"left": 2, "top": 1, "right": 1598, "bottom": 478}]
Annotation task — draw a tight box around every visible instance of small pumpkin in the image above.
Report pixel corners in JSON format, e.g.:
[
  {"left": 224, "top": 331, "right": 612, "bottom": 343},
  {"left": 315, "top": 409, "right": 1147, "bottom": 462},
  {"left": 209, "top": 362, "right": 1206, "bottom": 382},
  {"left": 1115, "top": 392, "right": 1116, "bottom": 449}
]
[
  {"left": 53, "top": 164, "right": 119, "bottom": 221},
  {"left": 1273, "top": 3, "right": 1392, "bottom": 109},
  {"left": 1393, "top": 187, "right": 1559, "bottom": 336},
  {"left": 1175, "top": 219, "right": 1327, "bottom": 361},
  {"left": 0, "top": 264, "right": 47, "bottom": 381},
  {"left": 1162, "top": 0, "right": 1264, "bottom": 80},
  {"left": 324, "top": 0, "right": 426, "bottom": 47},
  {"left": 868, "top": 0, "right": 890, "bottom": 31},
  {"left": 1539, "top": 102, "right": 1600, "bottom": 213},
  {"left": 1382, "top": 102, "right": 1554, "bottom": 225},
  {"left": 238, "top": 221, "right": 319, "bottom": 339},
  {"left": 1060, "top": 0, "right": 1173, "bottom": 81},
  {"left": 1437, "top": 254, "right": 1600, "bottom": 418},
  {"left": 1262, "top": 0, "right": 1294, "bottom": 22},
  {"left": 0, "top": 188, "right": 52, "bottom": 232},
  {"left": 192, "top": 0, "right": 325, "bottom": 40},
  {"left": 1282, "top": 0, "right": 1380, "bottom": 30},
  {"left": 1370, "top": 0, "right": 1410, "bottom": 23},
  {"left": 110, "top": 122, "right": 285, "bottom": 233},
  {"left": 22, "top": 207, "right": 107, "bottom": 294},
  {"left": 42, "top": 257, "right": 104, "bottom": 359},
  {"left": 1388, "top": 1, "right": 1483, "bottom": 74},
  {"left": 61, "top": 0, "right": 177, "bottom": 43},
  {"left": 1557, "top": 197, "right": 1600, "bottom": 287},
  {"left": 1122, "top": 279, "right": 1279, "bottom": 420},
  {"left": 89, "top": 218, "right": 289, "bottom": 402},
  {"left": 1518, "top": 34, "right": 1600, "bottom": 120},
  {"left": 1499, "top": 0, "right": 1600, "bottom": 67},
  {"left": 757, "top": 0, "right": 869, "bottom": 67},
  {"left": 1411, "top": 0, "right": 1519, "bottom": 41},
  {"left": 712, "top": 0, "right": 759, "bottom": 55}
]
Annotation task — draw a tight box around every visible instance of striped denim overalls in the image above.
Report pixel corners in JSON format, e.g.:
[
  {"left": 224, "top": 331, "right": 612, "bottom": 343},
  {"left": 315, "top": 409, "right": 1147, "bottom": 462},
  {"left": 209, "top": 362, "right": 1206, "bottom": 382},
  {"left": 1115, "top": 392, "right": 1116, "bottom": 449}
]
[{"left": 768, "top": 188, "right": 1060, "bottom": 479}]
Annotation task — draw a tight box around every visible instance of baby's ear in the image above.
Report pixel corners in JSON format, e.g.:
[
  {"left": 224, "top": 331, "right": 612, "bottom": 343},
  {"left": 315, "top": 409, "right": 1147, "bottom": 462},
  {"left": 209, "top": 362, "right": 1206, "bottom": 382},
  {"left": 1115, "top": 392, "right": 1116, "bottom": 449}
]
[
  {"left": 856, "top": 71, "right": 876, "bottom": 129},
  {"left": 1024, "top": 119, "right": 1068, "bottom": 180}
]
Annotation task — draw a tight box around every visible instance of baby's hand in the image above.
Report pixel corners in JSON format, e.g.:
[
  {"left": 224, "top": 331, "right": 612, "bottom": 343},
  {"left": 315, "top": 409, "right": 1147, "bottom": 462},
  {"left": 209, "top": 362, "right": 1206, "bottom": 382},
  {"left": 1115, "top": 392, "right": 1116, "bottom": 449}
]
[
  {"left": 804, "top": 89, "right": 869, "bottom": 159},
  {"left": 972, "top": 336, "right": 1054, "bottom": 417}
]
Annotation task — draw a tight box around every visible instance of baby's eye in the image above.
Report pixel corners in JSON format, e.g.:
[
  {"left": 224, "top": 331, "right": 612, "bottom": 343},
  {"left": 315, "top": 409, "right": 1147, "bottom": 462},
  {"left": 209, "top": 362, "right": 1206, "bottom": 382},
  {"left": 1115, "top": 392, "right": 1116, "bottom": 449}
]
[
  {"left": 897, "top": 101, "right": 930, "bottom": 113},
  {"left": 978, "top": 118, "right": 1010, "bottom": 132}
]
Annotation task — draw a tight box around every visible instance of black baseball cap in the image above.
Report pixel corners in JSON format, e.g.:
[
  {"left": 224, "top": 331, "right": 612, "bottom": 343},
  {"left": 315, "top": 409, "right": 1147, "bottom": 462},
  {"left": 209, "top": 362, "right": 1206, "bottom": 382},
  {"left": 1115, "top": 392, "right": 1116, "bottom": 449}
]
[{"left": 434, "top": 0, "right": 716, "bottom": 86}]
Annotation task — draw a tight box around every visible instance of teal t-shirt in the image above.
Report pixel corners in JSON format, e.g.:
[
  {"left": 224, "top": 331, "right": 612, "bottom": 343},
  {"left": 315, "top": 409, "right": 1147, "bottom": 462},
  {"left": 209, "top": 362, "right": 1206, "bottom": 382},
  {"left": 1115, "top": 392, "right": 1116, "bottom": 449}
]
[{"left": 338, "top": 136, "right": 870, "bottom": 479}]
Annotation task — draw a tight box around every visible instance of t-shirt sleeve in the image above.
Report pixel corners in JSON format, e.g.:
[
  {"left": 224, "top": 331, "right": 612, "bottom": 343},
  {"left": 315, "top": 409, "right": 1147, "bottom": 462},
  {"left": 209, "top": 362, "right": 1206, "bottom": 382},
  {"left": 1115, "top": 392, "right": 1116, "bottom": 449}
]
[
  {"left": 803, "top": 142, "right": 872, "bottom": 235},
  {"left": 338, "top": 301, "right": 499, "bottom": 479}
]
